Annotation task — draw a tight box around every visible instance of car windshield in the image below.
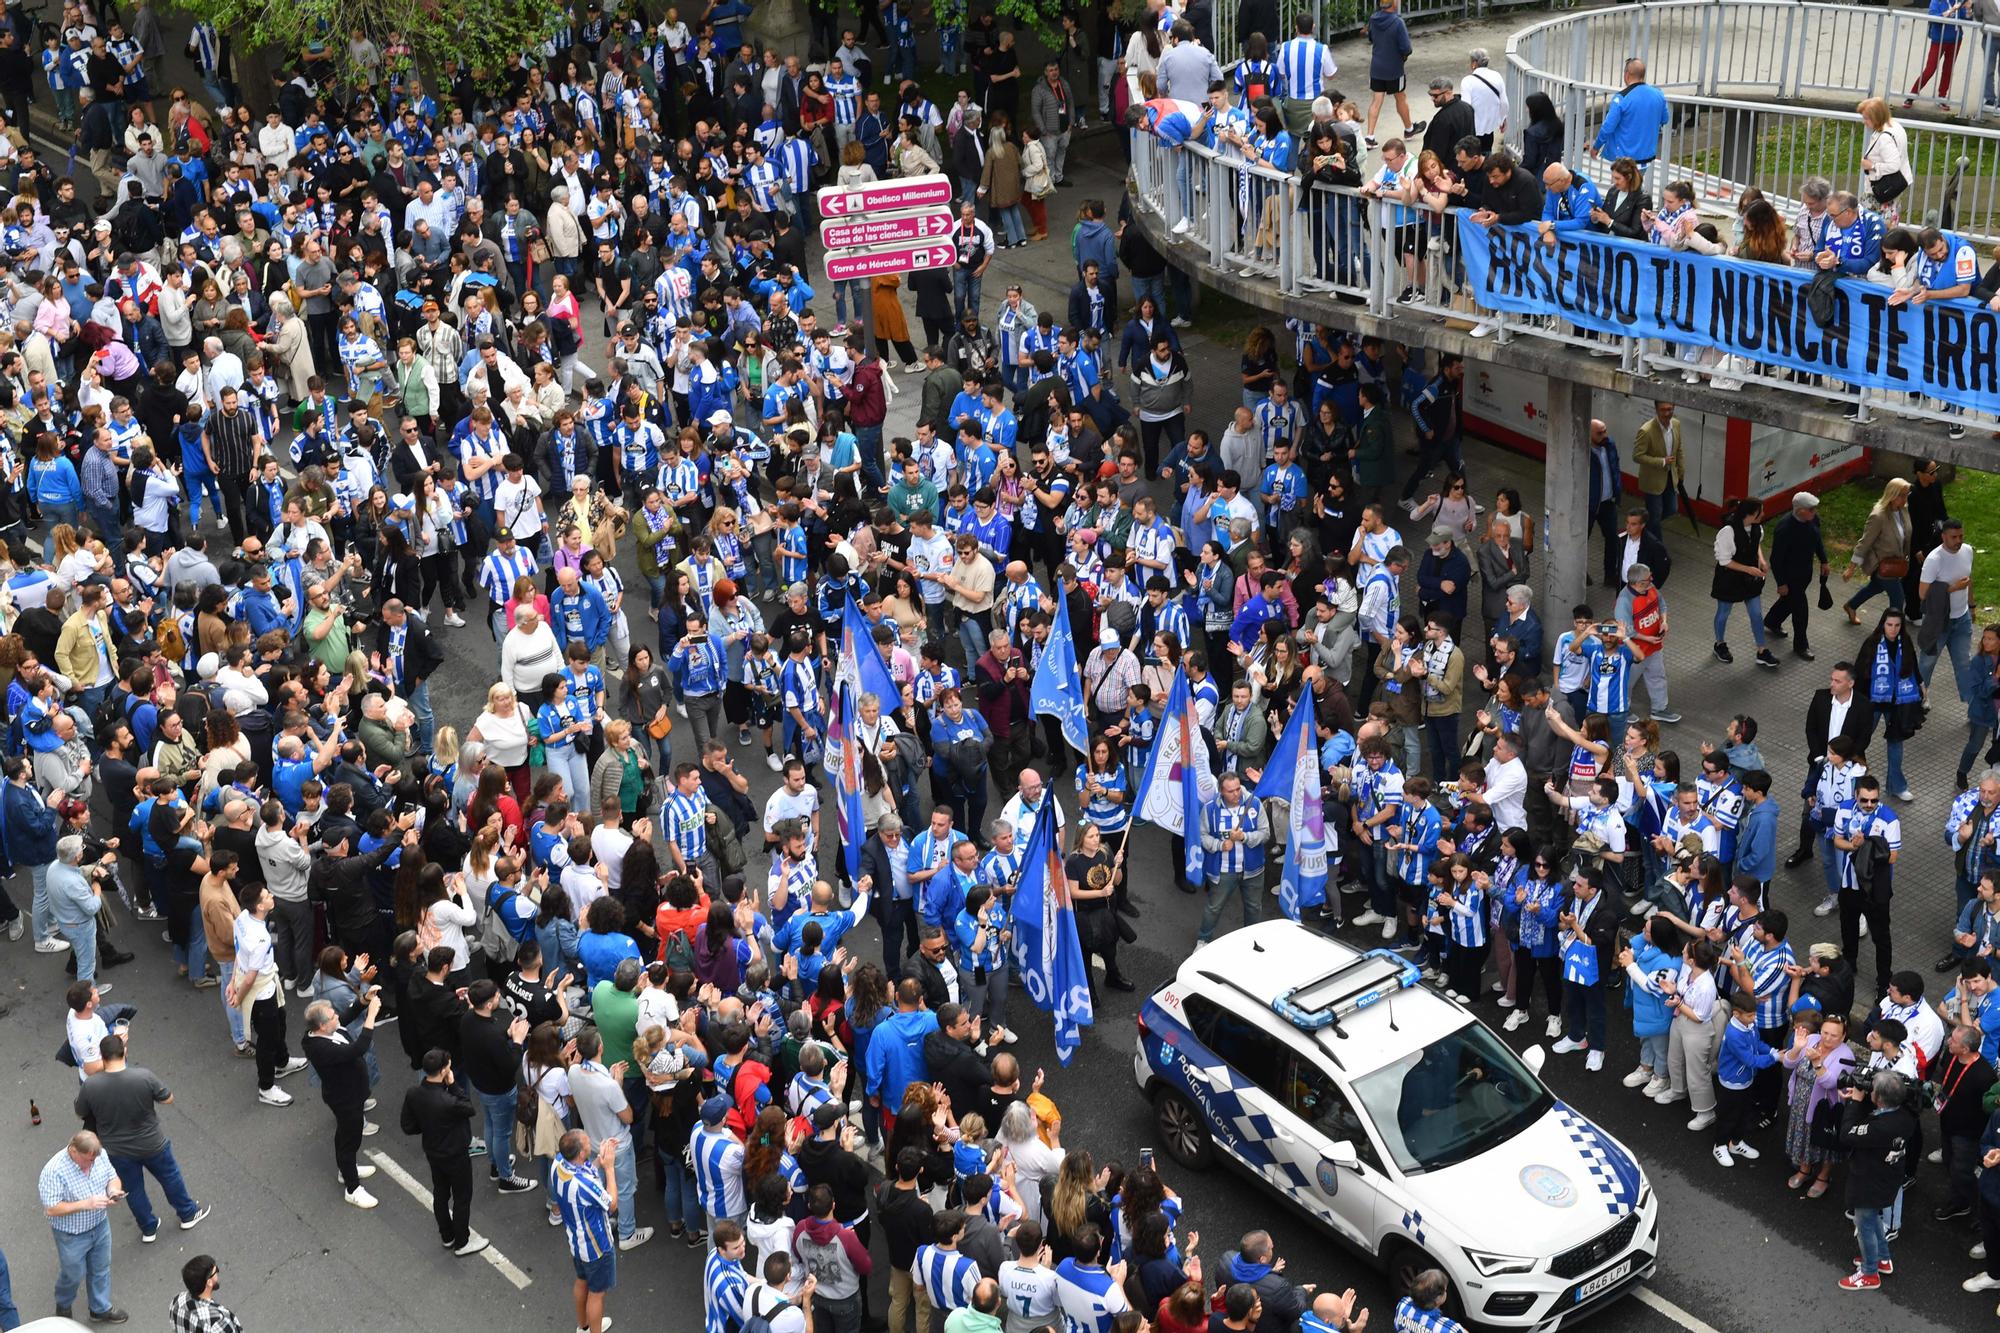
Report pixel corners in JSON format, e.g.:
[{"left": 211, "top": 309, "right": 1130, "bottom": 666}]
[{"left": 1349, "top": 1020, "right": 1554, "bottom": 1173}]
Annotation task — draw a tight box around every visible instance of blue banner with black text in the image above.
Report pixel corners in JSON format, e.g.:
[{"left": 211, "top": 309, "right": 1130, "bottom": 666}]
[{"left": 1457, "top": 221, "right": 2000, "bottom": 415}]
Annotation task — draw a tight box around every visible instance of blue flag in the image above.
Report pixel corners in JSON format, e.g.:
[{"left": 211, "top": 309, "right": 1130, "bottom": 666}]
[
  {"left": 1008, "top": 799, "right": 1093, "bottom": 1064},
  {"left": 827, "top": 602, "right": 898, "bottom": 881},
  {"left": 1135, "top": 667, "right": 1215, "bottom": 883},
  {"left": 1030, "top": 607, "right": 1089, "bottom": 756},
  {"left": 1254, "top": 691, "right": 1330, "bottom": 919}
]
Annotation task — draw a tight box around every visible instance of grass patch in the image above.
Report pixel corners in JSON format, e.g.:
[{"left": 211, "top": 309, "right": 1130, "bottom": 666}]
[
  {"left": 1681, "top": 117, "right": 2000, "bottom": 232},
  {"left": 1813, "top": 468, "right": 2000, "bottom": 619},
  {"left": 1190, "top": 289, "right": 1278, "bottom": 354}
]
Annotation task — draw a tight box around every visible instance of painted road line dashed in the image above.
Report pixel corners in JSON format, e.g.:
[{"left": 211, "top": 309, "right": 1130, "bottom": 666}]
[
  {"left": 365, "top": 1149, "right": 534, "bottom": 1290},
  {"left": 1633, "top": 1285, "right": 1725, "bottom": 1333}
]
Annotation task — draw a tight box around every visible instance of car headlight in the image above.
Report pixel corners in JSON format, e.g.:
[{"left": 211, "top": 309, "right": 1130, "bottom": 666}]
[{"left": 1464, "top": 1249, "right": 1538, "bottom": 1278}]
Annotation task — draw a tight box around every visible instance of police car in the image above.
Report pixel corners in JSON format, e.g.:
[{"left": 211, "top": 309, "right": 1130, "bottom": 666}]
[{"left": 1133, "top": 922, "right": 1659, "bottom": 1329}]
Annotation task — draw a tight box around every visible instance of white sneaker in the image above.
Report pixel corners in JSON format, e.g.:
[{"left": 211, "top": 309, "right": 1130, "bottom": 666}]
[
  {"left": 6, "top": 916, "right": 20, "bottom": 940},
  {"left": 1496, "top": 996, "right": 1516, "bottom": 1009},
  {"left": 1654, "top": 1088, "right": 1687, "bottom": 1105},
  {"left": 579, "top": 1320, "right": 613, "bottom": 1333},
  {"left": 1687, "top": 1110, "right": 1716, "bottom": 1132},
  {"left": 1643, "top": 1078, "right": 1671, "bottom": 1098},
  {"left": 765, "top": 753, "right": 782, "bottom": 772},
  {"left": 1585, "top": 1050, "right": 1605, "bottom": 1072},
  {"left": 1171, "top": 218, "right": 1192, "bottom": 236},
  {"left": 1545, "top": 1016, "right": 1563, "bottom": 1040},
  {"left": 1551, "top": 1036, "right": 1584, "bottom": 1054},
  {"left": 1622, "top": 1066, "right": 1653, "bottom": 1088},
  {"left": 456, "top": 1236, "right": 491, "bottom": 1257},
  {"left": 1470, "top": 319, "right": 1497, "bottom": 339},
  {"left": 1859, "top": 916, "right": 1869, "bottom": 938},
  {"left": 674, "top": 702, "right": 687, "bottom": 718},
  {"left": 345, "top": 1187, "right": 379, "bottom": 1209},
  {"left": 361, "top": 1121, "right": 380, "bottom": 1136},
  {"left": 363, "top": 1098, "right": 377, "bottom": 1112},
  {"left": 33, "top": 936, "right": 70, "bottom": 953},
  {"left": 1351, "top": 910, "right": 1384, "bottom": 927},
  {"left": 257, "top": 1087, "right": 293, "bottom": 1107},
  {"left": 1503, "top": 1010, "right": 1528, "bottom": 1031},
  {"left": 1169, "top": 316, "right": 1191, "bottom": 329},
  {"left": 1964, "top": 1273, "right": 2000, "bottom": 1292},
  {"left": 1711, "top": 1144, "right": 1734, "bottom": 1167},
  {"left": 618, "top": 1226, "right": 655, "bottom": 1251},
  {"left": 1814, "top": 896, "right": 1837, "bottom": 917},
  {"left": 1930, "top": 1148, "right": 1945, "bottom": 1164},
  {"left": 277, "top": 1057, "right": 309, "bottom": 1078},
  {"left": 1380, "top": 919, "right": 1397, "bottom": 941},
  {"left": 356, "top": 1164, "right": 378, "bottom": 1179},
  {"left": 444, "top": 611, "right": 467, "bottom": 628},
  {"left": 1975, "top": 1242, "right": 1990, "bottom": 1261},
  {"left": 1731, "top": 1142, "right": 1761, "bottom": 1161}
]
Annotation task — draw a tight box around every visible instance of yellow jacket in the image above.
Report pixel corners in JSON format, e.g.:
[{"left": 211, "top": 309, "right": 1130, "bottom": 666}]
[{"left": 54, "top": 609, "right": 111, "bottom": 686}]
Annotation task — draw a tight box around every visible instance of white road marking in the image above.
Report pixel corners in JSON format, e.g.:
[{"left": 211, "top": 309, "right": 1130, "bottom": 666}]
[
  {"left": 1633, "top": 1285, "right": 1724, "bottom": 1333},
  {"left": 365, "top": 1149, "right": 534, "bottom": 1290}
]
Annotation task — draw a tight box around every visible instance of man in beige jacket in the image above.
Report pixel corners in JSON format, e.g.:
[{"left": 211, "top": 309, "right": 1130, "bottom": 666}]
[{"left": 1630, "top": 400, "right": 1685, "bottom": 539}]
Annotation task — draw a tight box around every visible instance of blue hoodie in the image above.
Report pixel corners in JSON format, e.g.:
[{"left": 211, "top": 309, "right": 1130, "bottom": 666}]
[
  {"left": 1072, "top": 219, "right": 1118, "bottom": 282},
  {"left": 1623, "top": 938, "right": 1675, "bottom": 1038},
  {"left": 1366, "top": 7, "right": 1412, "bottom": 80},
  {"left": 1717, "top": 1015, "right": 1783, "bottom": 1089},
  {"left": 864, "top": 1006, "right": 941, "bottom": 1107}
]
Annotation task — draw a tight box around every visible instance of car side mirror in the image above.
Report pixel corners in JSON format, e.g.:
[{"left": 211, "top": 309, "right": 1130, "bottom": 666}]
[{"left": 1522, "top": 1044, "right": 1548, "bottom": 1074}]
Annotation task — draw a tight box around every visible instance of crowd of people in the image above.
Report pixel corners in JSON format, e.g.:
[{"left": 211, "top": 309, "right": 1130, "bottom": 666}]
[{"left": 1, "top": 0, "right": 1997, "bottom": 1329}]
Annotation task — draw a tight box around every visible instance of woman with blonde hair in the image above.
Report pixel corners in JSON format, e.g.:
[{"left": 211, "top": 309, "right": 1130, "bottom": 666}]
[
  {"left": 1045, "top": 1148, "right": 1112, "bottom": 1262},
  {"left": 1858, "top": 97, "right": 1911, "bottom": 227},
  {"left": 429, "top": 724, "right": 461, "bottom": 792},
  {"left": 1842, "top": 476, "right": 1913, "bottom": 621},
  {"left": 469, "top": 682, "right": 534, "bottom": 804}
]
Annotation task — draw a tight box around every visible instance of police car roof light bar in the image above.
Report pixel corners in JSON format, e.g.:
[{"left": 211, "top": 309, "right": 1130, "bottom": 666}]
[{"left": 1271, "top": 949, "right": 1424, "bottom": 1034}]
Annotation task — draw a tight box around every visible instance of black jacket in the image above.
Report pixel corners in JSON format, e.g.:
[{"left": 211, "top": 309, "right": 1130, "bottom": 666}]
[
  {"left": 796, "top": 1134, "right": 872, "bottom": 1223},
  {"left": 858, "top": 833, "right": 904, "bottom": 925},
  {"left": 1482, "top": 164, "right": 1546, "bottom": 225},
  {"left": 1598, "top": 186, "right": 1651, "bottom": 241},
  {"left": 309, "top": 839, "right": 400, "bottom": 942},
  {"left": 950, "top": 127, "right": 985, "bottom": 186},
  {"left": 405, "top": 975, "right": 470, "bottom": 1068},
  {"left": 1804, "top": 688, "right": 1877, "bottom": 761},
  {"left": 459, "top": 1009, "right": 521, "bottom": 1096},
  {"left": 378, "top": 619, "right": 445, "bottom": 687},
  {"left": 1421, "top": 97, "right": 1478, "bottom": 166},
  {"left": 400, "top": 1076, "right": 476, "bottom": 1160},
  {"left": 304, "top": 1027, "right": 376, "bottom": 1110},
  {"left": 1768, "top": 512, "right": 1829, "bottom": 587},
  {"left": 922, "top": 1029, "right": 989, "bottom": 1117},
  {"left": 872, "top": 1179, "right": 935, "bottom": 1269},
  {"left": 1839, "top": 1099, "right": 1919, "bottom": 1208},
  {"left": 902, "top": 952, "right": 956, "bottom": 1012}
]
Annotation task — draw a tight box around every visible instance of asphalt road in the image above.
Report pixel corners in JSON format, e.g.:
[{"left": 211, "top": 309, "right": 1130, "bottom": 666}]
[{"left": 0, "top": 130, "right": 1990, "bottom": 1333}]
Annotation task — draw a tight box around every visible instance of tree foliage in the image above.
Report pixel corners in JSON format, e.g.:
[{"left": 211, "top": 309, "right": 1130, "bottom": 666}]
[{"left": 179, "top": 0, "right": 562, "bottom": 87}]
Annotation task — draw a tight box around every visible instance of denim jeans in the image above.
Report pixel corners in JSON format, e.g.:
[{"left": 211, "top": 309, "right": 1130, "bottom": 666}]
[
  {"left": 51, "top": 1218, "right": 113, "bottom": 1314},
  {"left": 56, "top": 915, "right": 96, "bottom": 983},
  {"left": 1854, "top": 1204, "right": 1890, "bottom": 1274},
  {"left": 549, "top": 746, "right": 590, "bottom": 808},
  {"left": 109, "top": 1141, "right": 201, "bottom": 1236},
  {"left": 28, "top": 859, "right": 50, "bottom": 941},
  {"left": 612, "top": 1135, "right": 638, "bottom": 1239},
  {"left": 1920, "top": 610, "right": 1974, "bottom": 692},
  {"left": 0, "top": 1241, "right": 19, "bottom": 1328},
  {"left": 1713, "top": 597, "right": 1767, "bottom": 648},
  {"left": 1637, "top": 1031, "right": 1668, "bottom": 1074},
  {"left": 1129, "top": 273, "right": 1165, "bottom": 316},
  {"left": 1885, "top": 738, "right": 1908, "bottom": 793},
  {"left": 173, "top": 900, "right": 208, "bottom": 976},
  {"left": 407, "top": 678, "right": 436, "bottom": 753},
  {"left": 1198, "top": 870, "right": 1263, "bottom": 941},
  {"left": 1642, "top": 489, "right": 1676, "bottom": 539},
  {"left": 833, "top": 277, "right": 868, "bottom": 328},
  {"left": 661, "top": 1151, "right": 702, "bottom": 1230},
  {"left": 995, "top": 205, "right": 1027, "bottom": 246},
  {"left": 1563, "top": 980, "right": 1608, "bottom": 1049},
  {"left": 956, "top": 612, "right": 989, "bottom": 668},
  {"left": 85, "top": 502, "right": 125, "bottom": 565},
  {"left": 1986, "top": 32, "right": 2000, "bottom": 105},
  {"left": 479, "top": 1087, "right": 517, "bottom": 1181},
  {"left": 1844, "top": 574, "right": 1905, "bottom": 615},
  {"left": 952, "top": 269, "right": 982, "bottom": 324},
  {"left": 215, "top": 961, "right": 245, "bottom": 1044}
]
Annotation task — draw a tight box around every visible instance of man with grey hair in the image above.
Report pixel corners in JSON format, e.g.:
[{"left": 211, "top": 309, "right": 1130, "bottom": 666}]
[
  {"left": 202, "top": 335, "right": 244, "bottom": 401},
  {"left": 38, "top": 1127, "right": 126, "bottom": 1322},
  {"left": 1497, "top": 584, "right": 1545, "bottom": 678},
  {"left": 302, "top": 990, "right": 385, "bottom": 1209},
  {"left": 1159, "top": 18, "right": 1221, "bottom": 103},
  {"left": 257, "top": 799, "right": 316, "bottom": 985},
  {"left": 453, "top": 740, "right": 487, "bottom": 812},
  {"left": 1460, "top": 48, "right": 1507, "bottom": 149},
  {"left": 34, "top": 712, "right": 94, "bottom": 799},
  {"left": 48, "top": 833, "right": 104, "bottom": 986},
  {"left": 1614, "top": 560, "right": 1678, "bottom": 724}
]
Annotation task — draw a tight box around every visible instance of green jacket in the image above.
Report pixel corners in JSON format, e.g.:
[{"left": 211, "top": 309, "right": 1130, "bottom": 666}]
[{"left": 1353, "top": 406, "right": 1395, "bottom": 487}]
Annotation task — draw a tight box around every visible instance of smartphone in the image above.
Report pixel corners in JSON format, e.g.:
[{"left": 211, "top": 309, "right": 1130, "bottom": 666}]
[{"left": 1139, "top": 1147, "right": 1155, "bottom": 1172}]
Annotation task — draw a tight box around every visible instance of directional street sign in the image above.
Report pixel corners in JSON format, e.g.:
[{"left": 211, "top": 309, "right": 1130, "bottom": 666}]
[
  {"left": 820, "top": 207, "right": 955, "bottom": 251},
  {"left": 823, "top": 242, "right": 956, "bottom": 283},
  {"left": 816, "top": 173, "right": 953, "bottom": 219}
]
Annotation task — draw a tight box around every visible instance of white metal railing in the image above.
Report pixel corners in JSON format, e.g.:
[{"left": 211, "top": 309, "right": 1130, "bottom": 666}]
[
  {"left": 1129, "top": 131, "right": 1995, "bottom": 436},
  {"left": 1507, "top": 0, "right": 2000, "bottom": 245},
  {"left": 1213, "top": 0, "right": 1480, "bottom": 78}
]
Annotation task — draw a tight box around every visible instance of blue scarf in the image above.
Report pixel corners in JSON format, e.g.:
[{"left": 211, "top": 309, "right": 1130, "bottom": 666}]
[
  {"left": 1870, "top": 637, "right": 1922, "bottom": 705},
  {"left": 1227, "top": 1254, "right": 1273, "bottom": 1284}
]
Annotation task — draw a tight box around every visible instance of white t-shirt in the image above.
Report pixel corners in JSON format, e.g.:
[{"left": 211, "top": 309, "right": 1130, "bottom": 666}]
[
  {"left": 744, "top": 1280, "right": 806, "bottom": 1333},
  {"left": 1461, "top": 67, "right": 1507, "bottom": 134},
  {"left": 764, "top": 785, "right": 821, "bottom": 836},
  {"left": 1922, "top": 542, "right": 1975, "bottom": 619},
  {"left": 591, "top": 826, "right": 634, "bottom": 894},
  {"left": 495, "top": 474, "right": 545, "bottom": 539},
  {"left": 66, "top": 1009, "right": 108, "bottom": 1081},
  {"left": 998, "top": 1262, "right": 1061, "bottom": 1333}
]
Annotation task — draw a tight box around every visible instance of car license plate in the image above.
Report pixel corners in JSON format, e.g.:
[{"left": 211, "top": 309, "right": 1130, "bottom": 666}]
[{"left": 1575, "top": 1258, "right": 1633, "bottom": 1303}]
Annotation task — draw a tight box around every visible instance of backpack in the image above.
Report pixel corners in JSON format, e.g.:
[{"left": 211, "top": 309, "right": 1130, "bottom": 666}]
[
  {"left": 662, "top": 925, "right": 697, "bottom": 974},
  {"left": 516, "top": 1064, "right": 552, "bottom": 1130},
  {"left": 740, "top": 1286, "right": 789, "bottom": 1333},
  {"left": 91, "top": 688, "right": 138, "bottom": 744},
  {"left": 155, "top": 615, "right": 187, "bottom": 667},
  {"left": 480, "top": 883, "right": 536, "bottom": 959}
]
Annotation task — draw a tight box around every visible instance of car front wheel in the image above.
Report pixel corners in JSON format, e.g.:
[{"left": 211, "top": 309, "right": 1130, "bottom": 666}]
[{"left": 1154, "top": 1086, "right": 1214, "bottom": 1169}]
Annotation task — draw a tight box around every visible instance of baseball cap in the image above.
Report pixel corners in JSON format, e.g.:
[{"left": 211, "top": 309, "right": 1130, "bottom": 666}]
[
  {"left": 1426, "top": 525, "right": 1455, "bottom": 547},
  {"left": 494, "top": 526, "right": 515, "bottom": 542},
  {"left": 706, "top": 410, "right": 733, "bottom": 426},
  {"left": 810, "top": 1102, "right": 846, "bottom": 1132},
  {"left": 700, "top": 1094, "right": 732, "bottom": 1125}
]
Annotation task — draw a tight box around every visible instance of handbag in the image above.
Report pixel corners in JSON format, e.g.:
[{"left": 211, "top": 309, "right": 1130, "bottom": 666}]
[
  {"left": 647, "top": 712, "right": 674, "bottom": 741},
  {"left": 1871, "top": 170, "right": 1909, "bottom": 205},
  {"left": 1876, "top": 556, "right": 1909, "bottom": 579},
  {"left": 528, "top": 235, "right": 552, "bottom": 265},
  {"left": 1818, "top": 574, "right": 1835, "bottom": 611}
]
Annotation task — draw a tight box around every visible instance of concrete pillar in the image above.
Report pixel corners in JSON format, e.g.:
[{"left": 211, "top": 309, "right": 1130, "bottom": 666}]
[{"left": 1543, "top": 376, "right": 1590, "bottom": 619}]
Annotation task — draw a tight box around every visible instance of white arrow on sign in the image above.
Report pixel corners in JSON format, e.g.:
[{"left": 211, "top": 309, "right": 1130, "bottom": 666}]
[
  {"left": 820, "top": 207, "right": 956, "bottom": 250},
  {"left": 816, "top": 173, "right": 953, "bottom": 219},
  {"left": 823, "top": 242, "right": 957, "bottom": 283}
]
